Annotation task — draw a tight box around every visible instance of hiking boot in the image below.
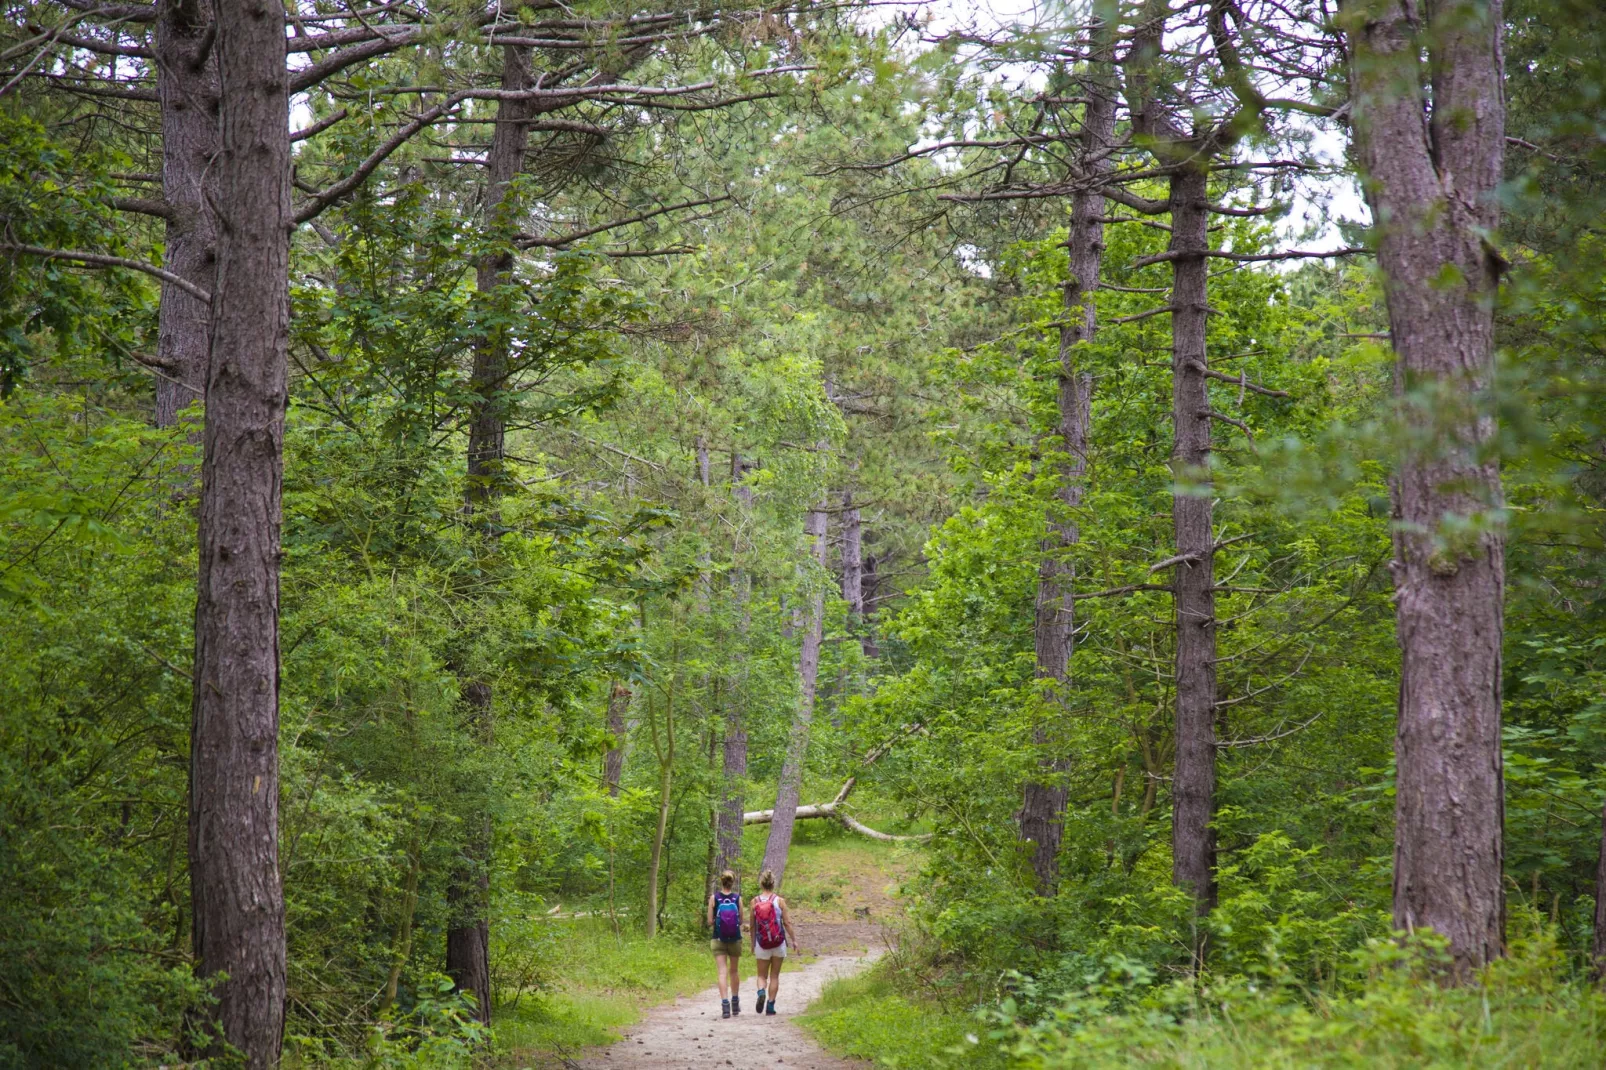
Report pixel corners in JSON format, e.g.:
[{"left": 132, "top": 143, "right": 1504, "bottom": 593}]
[
  {"left": 765, "top": 1000, "right": 777, "bottom": 1016},
  {"left": 732, "top": 993, "right": 742, "bottom": 1016},
  {"left": 755, "top": 988, "right": 767, "bottom": 1014},
  {"left": 721, "top": 998, "right": 731, "bottom": 1019}
]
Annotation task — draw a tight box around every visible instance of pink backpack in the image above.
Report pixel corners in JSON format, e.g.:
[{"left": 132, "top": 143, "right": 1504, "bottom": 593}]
[{"left": 753, "top": 893, "right": 784, "bottom": 949}]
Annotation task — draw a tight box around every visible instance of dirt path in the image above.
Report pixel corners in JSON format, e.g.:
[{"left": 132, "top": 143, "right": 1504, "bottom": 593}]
[{"left": 576, "top": 926, "right": 886, "bottom": 1070}]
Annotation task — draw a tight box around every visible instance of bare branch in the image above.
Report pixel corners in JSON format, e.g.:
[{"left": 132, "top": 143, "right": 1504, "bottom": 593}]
[
  {"left": 290, "top": 108, "right": 349, "bottom": 143},
  {"left": 1, "top": 243, "right": 210, "bottom": 302},
  {"left": 516, "top": 195, "right": 731, "bottom": 249}
]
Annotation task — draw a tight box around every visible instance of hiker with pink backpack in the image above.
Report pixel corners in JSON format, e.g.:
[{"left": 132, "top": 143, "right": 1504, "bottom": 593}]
[{"left": 749, "top": 868, "right": 799, "bottom": 1016}]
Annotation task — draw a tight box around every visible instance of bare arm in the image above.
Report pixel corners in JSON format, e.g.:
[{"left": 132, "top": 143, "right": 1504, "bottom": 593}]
[
  {"left": 707, "top": 895, "right": 715, "bottom": 929},
  {"left": 778, "top": 896, "right": 799, "bottom": 951}
]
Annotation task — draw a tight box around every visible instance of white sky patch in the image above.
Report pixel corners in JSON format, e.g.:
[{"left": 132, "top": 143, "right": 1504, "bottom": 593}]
[{"left": 863, "top": 0, "right": 1369, "bottom": 255}]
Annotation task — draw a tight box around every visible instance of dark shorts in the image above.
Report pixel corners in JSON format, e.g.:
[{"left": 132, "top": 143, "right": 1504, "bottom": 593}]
[{"left": 710, "top": 938, "right": 742, "bottom": 957}]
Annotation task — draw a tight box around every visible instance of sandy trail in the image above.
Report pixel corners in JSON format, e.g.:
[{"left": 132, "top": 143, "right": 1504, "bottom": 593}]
[{"left": 575, "top": 945, "right": 882, "bottom": 1070}]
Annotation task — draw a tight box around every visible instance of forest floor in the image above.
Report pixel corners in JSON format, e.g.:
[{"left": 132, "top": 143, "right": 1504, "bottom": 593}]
[
  {"left": 570, "top": 830, "right": 916, "bottom": 1070},
  {"left": 572, "top": 948, "right": 883, "bottom": 1070},
  {"left": 499, "top": 819, "right": 921, "bottom": 1069}
]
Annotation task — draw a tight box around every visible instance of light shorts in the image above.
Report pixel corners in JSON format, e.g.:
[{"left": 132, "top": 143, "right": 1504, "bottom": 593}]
[
  {"left": 753, "top": 940, "right": 787, "bottom": 961},
  {"left": 710, "top": 938, "right": 742, "bottom": 957}
]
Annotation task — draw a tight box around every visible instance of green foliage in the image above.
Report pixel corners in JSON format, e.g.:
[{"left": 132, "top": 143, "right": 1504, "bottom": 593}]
[
  {"left": 989, "top": 920, "right": 1606, "bottom": 1069},
  {"left": 801, "top": 961, "right": 1009, "bottom": 1070},
  {"left": 493, "top": 919, "right": 713, "bottom": 1061}
]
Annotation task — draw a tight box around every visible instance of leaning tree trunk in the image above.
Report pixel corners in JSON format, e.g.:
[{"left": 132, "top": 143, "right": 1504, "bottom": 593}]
[
  {"left": 1018, "top": 58, "right": 1116, "bottom": 895},
  {"left": 187, "top": 0, "right": 290, "bottom": 1063},
  {"left": 446, "top": 43, "right": 535, "bottom": 1025},
  {"left": 1346, "top": 0, "right": 1506, "bottom": 976},
  {"left": 715, "top": 454, "right": 755, "bottom": 878},
  {"left": 1168, "top": 164, "right": 1219, "bottom": 948},
  {"left": 154, "top": 0, "right": 218, "bottom": 427},
  {"left": 759, "top": 505, "right": 829, "bottom": 888}
]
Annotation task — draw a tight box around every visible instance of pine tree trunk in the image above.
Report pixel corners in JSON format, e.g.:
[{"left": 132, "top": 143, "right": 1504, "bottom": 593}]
[
  {"left": 445, "top": 682, "right": 493, "bottom": 1023},
  {"left": 1168, "top": 165, "right": 1219, "bottom": 947},
  {"left": 188, "top": 0, "right": 289, "bottom": 1061},
  {"left": 760, "top": 506, "right": 828, "bottom": 888},
  {"left": 446, "top": 43, "right": 535, "bottom": 1025},
  {"left": 646, "top": 674, "right": 677, "bottom": 938},
  {"left": 1018, "top": 52, "right": 1116, "bottom": 895},
  {"left": 715, "top": 453, "right": 755, "bottom": 878},
  {"left": 154, "top": 0, "right": 217, "bottom": 427},
  {"left": 841, "top": 491, "right": 863, "bottom": 619},
  {"left": 860, "top": 552, "right": 880, "bottom": 658},
  {"left": 1594, "top": 802, "right": 1606, "bottom": 977},
  {"left": 1346, "top": 0, "right": 1506, "bottom": 975},
  {"left": 603, "top": 680, "right": 632, "bottom": 797}
]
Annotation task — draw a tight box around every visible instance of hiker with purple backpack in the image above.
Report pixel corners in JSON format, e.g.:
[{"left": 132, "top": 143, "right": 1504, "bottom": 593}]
[
  {"left": 708, "top": 869, "right": 745, "bottom": 1018},
  {"left": 749, "top": 868, "right": 799, "bottom": 1016}
]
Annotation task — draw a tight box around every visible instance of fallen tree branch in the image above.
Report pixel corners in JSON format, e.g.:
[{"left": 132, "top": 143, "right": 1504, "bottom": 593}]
[{"left": 742, "top": 722, "right": 932, "bottom": 842}]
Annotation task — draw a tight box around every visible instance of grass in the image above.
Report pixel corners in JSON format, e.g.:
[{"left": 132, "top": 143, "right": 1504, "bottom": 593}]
[
  {"left": 764, "top": 815, "right": 921, "bottom": 923},
  {"left": 492, "top": 784, "right": 928, "bottom": 1067},
  {"left": 799, "top": 926, "right": 1606, "bottom": 1069},
  {"left": 798, "top": 958, "right": 1007, "bottom": 1069},
  {"left": 492, "top": 917, "right": 712, "bottom": 1067}
]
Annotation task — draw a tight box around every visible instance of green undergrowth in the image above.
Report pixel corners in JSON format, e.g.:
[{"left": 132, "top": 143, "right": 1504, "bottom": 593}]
[
  {"left": 803, "top": 923, "right": 1606, "bottom": 1069},
  {"left": 799, "top": 958, "right": 1009, "bottom": 1069},
  {"left": 492, "top": 917, "right": 710, "bottom": 1067}
]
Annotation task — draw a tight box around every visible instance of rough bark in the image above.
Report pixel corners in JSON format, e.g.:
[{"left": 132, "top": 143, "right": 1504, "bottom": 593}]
[
  {"left": 153, "top": 0, "right": 217, "bottom": 427},
  {"left": 187, "top": 0, "right": 290, "bottom": 1061},
  {"left": 446, "top": 681, "right": 492, "bottom": 1024},
  {"left": 445, "top": 43, "right": 535, "bottom": 1024},
  {"left": 841, "top": 491, "right": 863, "bottom": 618},
  {"left": 1346, "top": 0, "right": 1506, "bottom": 974},
  {"left": 759, "top": 505, "right": 828, "bottom": 888},
  {"left": 465, "top": 44, "right": 533, "bottom": 517},
  {"left": 715, "top": 453, "right": 755, "bottom": 877},
  {"left": 602, "top": 679, "right": 632, "bottom": 797},
  {"left": 716, "top": 693, "right": 748, "bottom": 875},
  {"left": 1122, "top": 0, "right": 1229, "bottom": 947},
  {"left": 1018, "top": 54, "right": 1117, "bottom": 895},
  {"left": 1167, "top": 165, "right": 1219, "bottom": 940}
]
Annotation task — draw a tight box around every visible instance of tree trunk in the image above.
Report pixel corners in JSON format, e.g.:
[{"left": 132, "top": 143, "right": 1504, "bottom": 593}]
[
  {"left": 1168, "top": 165, "right": 1219, "bottom": 948},
  {"left": 154, "top": 0, "right": 217, "bottom": 427},
  {"left": 645, "top": 669, "right": 677, "bottom": 938},
  {"left": 603, "top": 680, "right": 632, "bottom": 797},
  {"left": 1346, "top": 0, "right": 1506, "bottom": 975},
  {"left": 759, "top": 505, "right": 828, "bottom": 888},
  {"left": 1018, "top": 58, "right": 1116, "bottom": 895},
  {"left": 187, "top": 0, "right": 290, "bottom": 1061},
  {"left": 715, "top": 452, "right": 755, "bottom": 878},
  {"left": 446, "top": 43, "right": 535, "bottom": 1025},
  {"left": 841, "top": 490, "right": 863, "bottom": 617},
  {"left": 380, "top": 841, "right": 422, "bottom": 1013},
  {"left": 860, "top": 552, "right": 880, "bottom": 658},
  {"left": 465, "top": 43, "right": 532, "bottom": 517},
  {"left": 445, "top": 681, "right": 493, "bottom": 1024},
  {"left": 1594, "top": 801, "right": 1606, "bottom": 977}
]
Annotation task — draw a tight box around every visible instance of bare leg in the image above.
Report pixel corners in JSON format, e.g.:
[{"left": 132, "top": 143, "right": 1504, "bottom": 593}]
[
  {"left": 767, "top": 955, "right": 783, "bottom": 1004},
  {"left": 726, "top": 952, "right": 741, "bottom": 995},
  {"left": 715, "top": 953, "right": 730, "bottom": 999}
]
